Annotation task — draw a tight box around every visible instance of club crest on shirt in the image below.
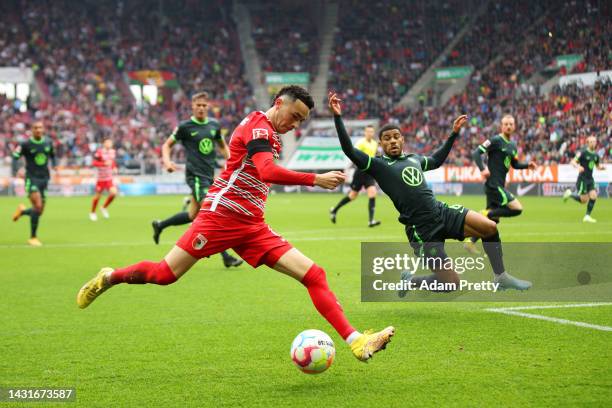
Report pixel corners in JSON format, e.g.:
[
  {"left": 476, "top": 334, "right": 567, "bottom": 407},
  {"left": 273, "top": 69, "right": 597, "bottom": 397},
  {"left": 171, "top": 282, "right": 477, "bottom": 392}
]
[
  {"left": 192, "top": 233, "right": 208, "bottom": 250},
  {"left": 252, "top": 128, "right": 269, "bottom": 140}
]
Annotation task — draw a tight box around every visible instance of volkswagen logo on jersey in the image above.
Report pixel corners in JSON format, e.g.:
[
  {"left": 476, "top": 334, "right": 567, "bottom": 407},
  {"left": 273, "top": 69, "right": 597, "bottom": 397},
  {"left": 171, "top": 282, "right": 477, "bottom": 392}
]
[
  {"left": 199, "top": 138, "right": 213, "bottom": 154},
  {"left": 401, "top": 166, "right": 423, "bottom": 186}
]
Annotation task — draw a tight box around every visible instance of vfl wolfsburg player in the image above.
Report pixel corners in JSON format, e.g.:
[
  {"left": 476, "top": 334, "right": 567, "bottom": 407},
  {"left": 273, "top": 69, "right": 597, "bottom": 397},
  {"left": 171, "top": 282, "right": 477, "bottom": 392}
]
[
  {"left": 563, "top": 136, "right": 605, "bottom": 222},
  {"left": 329, "top": 125, "right": 381, "bottom": 227},
  {"left": 465, "top": 114, "right": 536, "bottom": 253},
  {"left": 152, "top": 91, "right": 242, "bottom": 267},
  {"left": 329, "top": 92, "right": 531, "bottom": 293},
  {"left": 11, "top": 121, "right": 56, "bottom": 246}
]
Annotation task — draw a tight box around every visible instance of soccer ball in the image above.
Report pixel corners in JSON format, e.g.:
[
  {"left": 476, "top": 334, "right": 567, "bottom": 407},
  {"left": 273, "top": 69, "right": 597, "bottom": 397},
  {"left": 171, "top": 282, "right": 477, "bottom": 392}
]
[{"left": 290, "top": 329, "right": 335, "bottom": 374}]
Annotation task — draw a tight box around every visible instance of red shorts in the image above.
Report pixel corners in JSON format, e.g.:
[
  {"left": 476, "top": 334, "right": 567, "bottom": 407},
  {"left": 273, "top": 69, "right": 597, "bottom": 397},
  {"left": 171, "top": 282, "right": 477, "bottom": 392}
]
[
  {"left": 95, "top": 180, "right": 115, "bottom": 193},
  {"left": 176, "top": 210, "right": 293, "bottom": 268}
]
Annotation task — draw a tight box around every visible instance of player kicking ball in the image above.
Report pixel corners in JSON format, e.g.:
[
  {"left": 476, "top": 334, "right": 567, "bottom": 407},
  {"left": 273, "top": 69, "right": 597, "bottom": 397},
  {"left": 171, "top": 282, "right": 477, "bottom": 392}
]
[
  {"left": 90, "top": 138, "right": 118, "bottom": 221},
  {"left": 563, "top": 136, "right": 605, "bottom": 223},
  {"left": 328, "top": 92, "right": 532, "bottom": 294},
  {"left": 77, "top": 86, "right": 394, "bottom": 362}
]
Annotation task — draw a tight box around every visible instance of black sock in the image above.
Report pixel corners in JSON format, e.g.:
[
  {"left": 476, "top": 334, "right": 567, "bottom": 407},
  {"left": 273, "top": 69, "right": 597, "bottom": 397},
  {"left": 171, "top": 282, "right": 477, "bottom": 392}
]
[
  {"left": 368, "top": 198, "right": 375, "bottom": 222},
  {"left": 23, "top": 208, "right": 32, "bottom": 216},
  {"left": 30, "top": 210, "right": 40, "bottom": 238},
  {"left": 570, "top": 193, "right": 581, "bottom": 202},
  {"left": 332, "top": 196, "right": 351, "bottom": 213},
  {"left": 482, "top": 231, "right": 505, "bottom": 275},
  {"left": 410, "top": 274, "right": 455, "bottom": 293},
  {"left": 586, "top": 199, "right": 596, "bottom": 215},
  {"left": 488, "top": 207, "right": 522, "bottom": 218},
  {"left": 159, "top": 212, "right": 191, "bottom": 230}
]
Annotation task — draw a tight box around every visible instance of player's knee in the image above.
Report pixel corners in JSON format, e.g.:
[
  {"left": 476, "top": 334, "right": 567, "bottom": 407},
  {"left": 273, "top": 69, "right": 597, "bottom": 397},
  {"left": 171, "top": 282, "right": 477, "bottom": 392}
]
[
  {"left": 155, "top": 260, "right": 178, "bottom": 285},
  {"left": 483, "top": 219, "right": 497, "bottom": 237},
  {"left": 301, "top": 264, "right": 327, "bottom": 288}
]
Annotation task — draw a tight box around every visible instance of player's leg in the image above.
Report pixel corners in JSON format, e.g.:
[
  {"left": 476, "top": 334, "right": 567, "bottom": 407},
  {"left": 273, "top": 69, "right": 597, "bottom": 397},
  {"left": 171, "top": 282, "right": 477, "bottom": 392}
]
[
  {"left": 100, "top": 185, "right": 117, "bottom": 218},
  {"left": 77, "top": 211, "right": 232, "bottom": 308},
  {"left": 25, "top": 183, "right": 45, "bottom": 245},
  {"left": 90, "top": 189, "right": 102, "bottom": 221},
  {"left": 464, "top": 210, "right": 531, "bottom": 290},
  {"left": 151, "top": 194, "right": 195, "bottom": 245},
  {"left": 398, "top": 241, "right": 460, "bottom": 297},
  {"left": 583, "top": 187, "right": 598, "bottom": 223},
  {"left": 269, "top": 247, "right": 394, "bottom": 361},
  {"left": 488, "top": 188, "right": 521, "bottom": 218},
  {"left": 76, "top": 245, "right": 197, "bottom": 309},
  {"left": 366, "top": 184, "right": 380, "bottom": 227},
  {"left": 330, "top": 188, "right": 358, "bottom": 223}
]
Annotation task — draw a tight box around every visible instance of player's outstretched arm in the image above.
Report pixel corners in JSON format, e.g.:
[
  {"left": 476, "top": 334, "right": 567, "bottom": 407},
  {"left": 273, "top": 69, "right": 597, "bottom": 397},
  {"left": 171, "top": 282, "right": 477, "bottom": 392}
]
[
  {"left": 511, "top": 156, "right": 536, "bottom": 170},
  {"left": 250, "top": 151, "right": 344, "bottom": 189},
  {"left": 424, "top": 115, "right": 467, "bottom": 170},
  {"left": 328, "top": 92, "right": 370, "bottom": 170}
]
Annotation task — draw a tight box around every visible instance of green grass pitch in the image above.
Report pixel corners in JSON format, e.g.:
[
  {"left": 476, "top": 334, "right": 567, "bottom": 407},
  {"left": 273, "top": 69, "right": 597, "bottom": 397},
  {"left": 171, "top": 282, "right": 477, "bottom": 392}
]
[{"left": 1, "top": 194, "right": 611, "bottom": 407}]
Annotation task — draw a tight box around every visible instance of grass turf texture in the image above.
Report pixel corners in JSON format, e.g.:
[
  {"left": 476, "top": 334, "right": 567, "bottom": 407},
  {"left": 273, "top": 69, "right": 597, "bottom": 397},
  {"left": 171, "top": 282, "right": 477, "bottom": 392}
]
[{"left": 1, "top": 194, "right": 611, "bottom": 407}]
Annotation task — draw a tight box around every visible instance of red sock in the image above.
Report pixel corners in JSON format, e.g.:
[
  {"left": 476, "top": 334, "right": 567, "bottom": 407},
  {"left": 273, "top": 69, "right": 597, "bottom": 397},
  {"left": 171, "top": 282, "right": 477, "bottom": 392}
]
[
  {"left": 110, "top": 260, "right": 177, "bottom": 285},
  {"left": 103, "top": 194, "right": 115, "bottom": 208},
  {"left": 91, "top": 197, "right": 99, "bottom": 212},
  {"left": 301, "top": 264, "right": 355, "bottom": 340}
]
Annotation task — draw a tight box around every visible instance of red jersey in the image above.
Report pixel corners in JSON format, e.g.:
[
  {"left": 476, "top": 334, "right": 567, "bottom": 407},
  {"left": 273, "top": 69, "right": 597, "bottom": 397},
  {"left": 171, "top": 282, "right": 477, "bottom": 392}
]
[{"left": 93, "top": 148, "right": 117, "bottom": 182}]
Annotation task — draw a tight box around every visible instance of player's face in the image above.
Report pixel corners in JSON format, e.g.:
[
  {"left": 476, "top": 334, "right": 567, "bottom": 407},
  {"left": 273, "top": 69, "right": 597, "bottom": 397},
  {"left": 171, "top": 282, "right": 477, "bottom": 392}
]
[
  {"left": 274, "top": 98, "right": 309, "bottom": 134},
  {"left": 501, "top": 117, "right": 515, "bottom": 136},
  {"left": 32, "top": 122, "right": 44, "bottom": 138},
  {"left": 192, "top": 98, "right": 209, "bottom": 120},
  {"left": 379, "top": 129, "right": 404, "bottom": 157},
  {"left": 103, "top": 139, "right": 113, "bottom": 149},
  {"left": 364, "top": 127, "right": 375, "bottom": 140},
  {"left": 587, "top": 137, "right": 597, "bottom": 150}
]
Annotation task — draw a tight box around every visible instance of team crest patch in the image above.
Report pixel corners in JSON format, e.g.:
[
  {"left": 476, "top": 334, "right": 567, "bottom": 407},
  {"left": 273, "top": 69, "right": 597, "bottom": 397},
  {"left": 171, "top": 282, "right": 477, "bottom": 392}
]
[
  {"left": 192, "top": 233, "right": 208, "bottom": 250},
  {"left": 252, "top": 128, "right": 269, "bottom": 140},
  {"left": 482, "top": 139, "right": 491, "bottom": 148}
]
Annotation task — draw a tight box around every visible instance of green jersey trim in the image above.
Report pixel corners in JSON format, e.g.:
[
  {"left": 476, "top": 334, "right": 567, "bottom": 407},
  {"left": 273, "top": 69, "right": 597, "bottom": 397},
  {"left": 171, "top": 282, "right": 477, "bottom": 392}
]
[
  {"left": 190, "top": 116, "right": 209, "bottom": 125},
  {"left": 30, "top": 137, "right": 45, "bottom": 144},
  {"left": 361, "top": 156, "right": 372, "bottom": 171},
  {"left": 423, "top": 156, "right": 429, "bottom": 171},
  {"left": 498, "top": 186, "right": 509, "bottom": 206}
]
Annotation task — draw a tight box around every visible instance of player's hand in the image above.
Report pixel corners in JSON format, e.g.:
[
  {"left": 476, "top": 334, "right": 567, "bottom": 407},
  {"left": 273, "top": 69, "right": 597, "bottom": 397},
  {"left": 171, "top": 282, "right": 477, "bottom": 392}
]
[
  {"left": 164, "top": 160, "right": 177, "bottom": 173},
  {"left": 328, "top": 92, "right": 342, "bottom": 116},
  {"left": 578, "top": 165, "right": 585, "bottom": 173},
  {"left": 452, "top": 115, "right": 468, "bottom": 133},
  {"left": 480, "top": 168, "right": 490, "bottom": 179},
  {"left": 314, "top": 171, "right": 345, "bottom": 190},
  {"left": 528, "top": 161, "right": 537, "bottom": 170}
]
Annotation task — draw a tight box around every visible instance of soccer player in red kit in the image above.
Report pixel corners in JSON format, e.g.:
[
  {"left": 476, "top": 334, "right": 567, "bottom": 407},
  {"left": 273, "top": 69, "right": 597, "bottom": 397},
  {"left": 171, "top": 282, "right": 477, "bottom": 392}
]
[
  {"left": 77, "top": 86, "right": 394, "bottom": 361},
  {"left": 90, "top": 138, "right": 118, "bottom": 221}
]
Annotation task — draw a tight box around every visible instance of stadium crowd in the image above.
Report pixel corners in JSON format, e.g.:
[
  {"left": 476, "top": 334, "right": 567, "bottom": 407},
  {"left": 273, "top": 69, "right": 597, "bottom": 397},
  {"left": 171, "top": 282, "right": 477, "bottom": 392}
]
[{"left": 0, "top": 0, "right": 610, "bottom": 168}]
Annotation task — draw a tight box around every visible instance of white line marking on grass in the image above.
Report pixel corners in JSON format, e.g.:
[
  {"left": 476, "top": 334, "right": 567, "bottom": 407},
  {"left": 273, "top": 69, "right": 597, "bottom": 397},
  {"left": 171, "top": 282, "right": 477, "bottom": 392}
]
[{"left": 487, "top": 303, "right": 612, "bottom": 332}]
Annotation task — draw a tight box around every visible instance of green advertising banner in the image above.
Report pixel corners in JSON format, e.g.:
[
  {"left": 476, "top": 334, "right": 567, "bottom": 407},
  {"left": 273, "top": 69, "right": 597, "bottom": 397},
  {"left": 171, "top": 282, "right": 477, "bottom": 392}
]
[
  {"left": 555, "top": 54, "right": 583, "bottom": 69},
  {"left": 434, "top": 66, "right": 473, "bottom": 80},
  {"left": 287, "top": 136, "right": 358, "bottom": 170}
]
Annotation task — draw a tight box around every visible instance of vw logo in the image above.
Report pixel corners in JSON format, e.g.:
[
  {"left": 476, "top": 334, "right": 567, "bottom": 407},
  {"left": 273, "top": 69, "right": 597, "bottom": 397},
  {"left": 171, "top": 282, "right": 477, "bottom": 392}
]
[
  {"left": 402, "top": 166, "right": 423, "bottom": 186},
  {"left": 199, "top": 138, "right": 213, "bottom": 154}
]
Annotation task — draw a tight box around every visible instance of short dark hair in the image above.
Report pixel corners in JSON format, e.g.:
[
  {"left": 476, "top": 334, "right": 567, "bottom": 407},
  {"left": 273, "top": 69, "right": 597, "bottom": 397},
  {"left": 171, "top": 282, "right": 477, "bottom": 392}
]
[
  {"left": 364, "top": 124, "right": 375, "bottom": 130},
  {"left": 378, "top": 123, "right": 401, "bottom": 139},
  {"left": 191, "top": 91, "right": 209, "bottom": 101},
  {"left": 273, "top": 85, "right": 314, "bottom": 110}
]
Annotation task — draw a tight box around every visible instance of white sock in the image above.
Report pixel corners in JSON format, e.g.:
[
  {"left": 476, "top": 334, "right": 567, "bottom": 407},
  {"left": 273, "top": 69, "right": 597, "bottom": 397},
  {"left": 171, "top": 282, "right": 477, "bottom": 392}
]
[{"left": 345, "top": 331, "right": 361, "bottom": 345}]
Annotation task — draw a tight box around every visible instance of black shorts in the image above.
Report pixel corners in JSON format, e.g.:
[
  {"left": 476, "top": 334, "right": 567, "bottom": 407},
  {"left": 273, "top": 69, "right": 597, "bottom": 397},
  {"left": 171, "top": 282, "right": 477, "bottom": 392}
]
[
  {"left": 186, "top": 175, "right": 212, "bottom": 203},
  {"left": 25, "top": 176, "right": 49, "bottom": 201},
  {"left": 350, "top": 170, "right": 376, "bottom": 191},
  {"left": 405, "top": 201, "right": 468, "bottom": 269},
  {"left": 576, "top": 177, "right": 595, "bottom": 195},
  {"left": 485, "top": 185, "right": 515, "bottom": 209}
]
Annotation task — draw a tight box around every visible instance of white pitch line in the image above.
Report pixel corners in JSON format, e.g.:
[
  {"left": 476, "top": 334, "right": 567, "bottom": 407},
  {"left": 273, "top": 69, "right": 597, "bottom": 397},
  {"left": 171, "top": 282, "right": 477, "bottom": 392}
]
[{"left": 486, "top": 303, "right": 612, "bottom": 332}]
